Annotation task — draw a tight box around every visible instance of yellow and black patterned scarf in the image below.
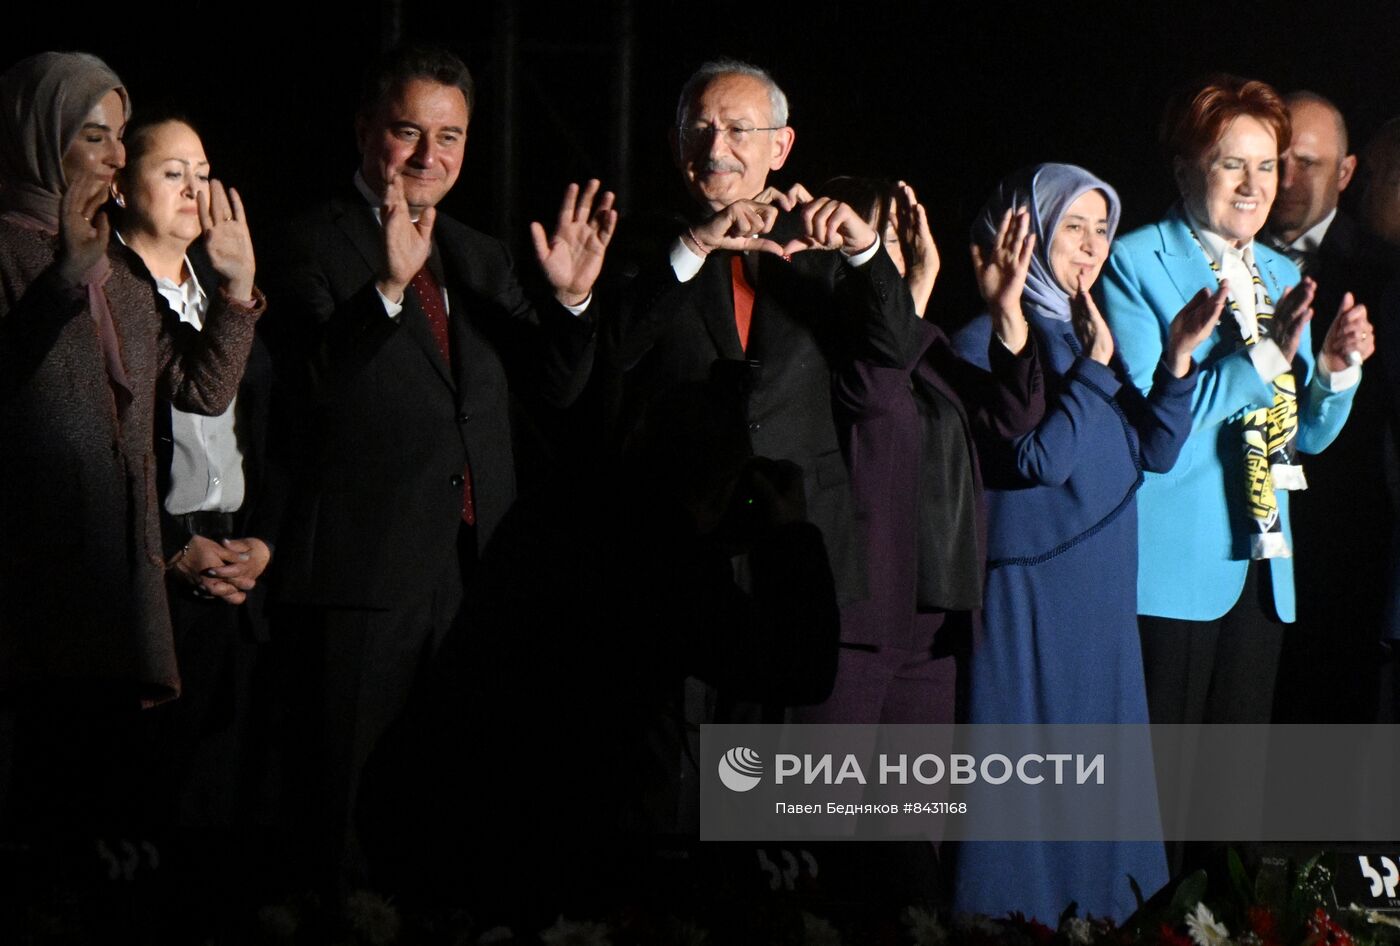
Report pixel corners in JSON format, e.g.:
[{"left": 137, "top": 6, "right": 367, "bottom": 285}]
[{"left": 1191, "top": 231, "right": 1305, "bottom": 560}]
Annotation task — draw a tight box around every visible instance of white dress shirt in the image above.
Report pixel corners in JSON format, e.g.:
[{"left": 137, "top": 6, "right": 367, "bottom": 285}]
[{"left": 156, "top": 263, "right": 247, "bottom": 515}]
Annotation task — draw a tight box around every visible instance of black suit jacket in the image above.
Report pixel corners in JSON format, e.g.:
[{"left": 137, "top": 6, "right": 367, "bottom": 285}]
[
  {"left": 1291, "top": 211, "right": 1398, "bottom": 622},
  {"left": 607, "top": 210, "right": 921, "bottom": 603},
  {"left": 269, "top": 193, "right": 595, "bottom": 610}
]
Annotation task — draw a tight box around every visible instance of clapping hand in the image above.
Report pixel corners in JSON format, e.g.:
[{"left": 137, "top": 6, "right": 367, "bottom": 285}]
[
  {"left": 1071, "top": 288, "right": 1116, "bottom": 366},
  {"left": 376, "top": 174, "right": 434, "bottom": 304},
  {"left": 197, "top": 179, "right": 256, "bottom": 302},
  {"left": 1270, "top": 276, "right": 1316, "bottom": 363},
  {"left": 1319, "top": 292, "right": 1375, "bottom": 372},
  {"left": 971, "top": 206, "right": 1034, "bottom": 353},
  {"left": 531, "top": 179, "right": 618, "bottom": 307},
  {"left": 56, "top": 171, "right": 113, "bottom": 286},
  {"left": 1164, "top": 286, "right": 1228, "bottom": 377}
]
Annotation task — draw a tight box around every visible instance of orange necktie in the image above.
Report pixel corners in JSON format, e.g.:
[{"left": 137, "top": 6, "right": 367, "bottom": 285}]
[{"left": 731, "top": 254, "right": 754, "bottom": 352}]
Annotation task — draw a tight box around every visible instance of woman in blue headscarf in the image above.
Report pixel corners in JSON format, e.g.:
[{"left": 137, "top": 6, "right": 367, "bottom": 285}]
[{"left": 950, "top": 164, "right": 1224, "bottom": 921}]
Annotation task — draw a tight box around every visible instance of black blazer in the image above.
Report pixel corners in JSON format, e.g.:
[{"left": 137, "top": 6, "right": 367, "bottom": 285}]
[
  {"left": 1292, "top": 210, "right": 1400, "bottom": 624},
  {"left": 607, "top": 210, "right": 921, "bottom": 603},
  {"left": 268, "top": 193, "right": 595, "bottom": 610}
]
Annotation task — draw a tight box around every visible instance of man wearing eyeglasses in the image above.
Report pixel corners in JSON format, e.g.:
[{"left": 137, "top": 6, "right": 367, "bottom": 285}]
[{"left": 607, "top": 59, "right": 920, "bottom": 613}]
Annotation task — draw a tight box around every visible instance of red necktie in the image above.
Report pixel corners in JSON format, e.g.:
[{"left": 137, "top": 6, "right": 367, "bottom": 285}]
[
  {"left": 408, "top": 266, "right": 476, "bottom": 526},
  {"left": 731, "top": 254, "right": 754, "bottom": 352}
]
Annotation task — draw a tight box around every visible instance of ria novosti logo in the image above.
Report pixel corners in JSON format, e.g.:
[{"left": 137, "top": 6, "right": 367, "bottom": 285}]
[{"left": 718, "top": 747, "right": 764, "bottom": 792}]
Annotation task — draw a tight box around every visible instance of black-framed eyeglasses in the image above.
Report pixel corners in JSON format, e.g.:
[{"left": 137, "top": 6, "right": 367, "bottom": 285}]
[{"left": 678, "top": 123, "right": 786, "bottom": 149}]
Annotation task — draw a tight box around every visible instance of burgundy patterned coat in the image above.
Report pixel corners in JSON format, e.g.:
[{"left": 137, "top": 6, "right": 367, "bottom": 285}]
[{"left": 0, "top": 222, "right": 258, "bottom": 705}]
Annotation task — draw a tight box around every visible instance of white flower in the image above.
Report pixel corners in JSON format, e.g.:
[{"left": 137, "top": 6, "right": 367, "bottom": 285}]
[
  {"left": 1361, "top": 907, "right": 1400, "bottom": 930},
  {"left": 954, "top": 913, "right": 1005, "bottom": 937},
  {"left": 539, "top": 915, "right": 613, "bottom": 946},
  {"left": 345, "top": 889, "right": 401, "bottom": 946},
  {"left": 801, "top": 911, "right": 843, "bottom": 946},
  {"left": 669, "top": 919, "right": 710, "bottom": 946},
  {"left": 1062, "top": 916, "right": 1094, "bottom": 944},
  {"left": 901, "top": 906, "right": 948, "bottom": 946},
  {"left": 1184, "top": 903, "right": 1230, "bottom": 946}
]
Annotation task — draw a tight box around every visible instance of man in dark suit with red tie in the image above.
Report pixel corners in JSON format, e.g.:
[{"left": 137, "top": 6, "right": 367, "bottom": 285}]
[
  {"left": 609, "top": 59, "right": 921, "bottom": 612},
  {"left": 268, "top": 45, "right": 615, "bottom": 892}
]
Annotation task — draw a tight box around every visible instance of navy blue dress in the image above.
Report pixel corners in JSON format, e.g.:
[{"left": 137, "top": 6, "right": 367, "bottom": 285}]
[{"left": 950, "top": 310, "right": 1195, "bottom": 921}]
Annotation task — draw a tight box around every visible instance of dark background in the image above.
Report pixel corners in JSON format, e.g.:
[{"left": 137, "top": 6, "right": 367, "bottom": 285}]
[{"left": 6, "top": 0, "right": 1400, "bottom": 322}]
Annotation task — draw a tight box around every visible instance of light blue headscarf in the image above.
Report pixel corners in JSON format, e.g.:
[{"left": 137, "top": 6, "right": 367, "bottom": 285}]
[{"left": 971, "top": 163, "right": 1121, "bottom": 322}]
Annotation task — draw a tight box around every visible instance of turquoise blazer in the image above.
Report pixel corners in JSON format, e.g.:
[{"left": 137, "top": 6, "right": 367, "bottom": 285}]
[{"left": 1097, "top": 205, "right": 1356, "bottom": 622}]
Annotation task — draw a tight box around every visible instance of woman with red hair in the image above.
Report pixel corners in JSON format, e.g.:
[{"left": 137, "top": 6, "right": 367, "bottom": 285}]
[{"left": 1099, "top": 75, "right": 1374, "bottom": 726}]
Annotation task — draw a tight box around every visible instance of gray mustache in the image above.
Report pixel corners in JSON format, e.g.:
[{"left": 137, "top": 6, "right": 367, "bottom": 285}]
[{"left": 702, "top": 160, "right": 744, "bottom": 174}]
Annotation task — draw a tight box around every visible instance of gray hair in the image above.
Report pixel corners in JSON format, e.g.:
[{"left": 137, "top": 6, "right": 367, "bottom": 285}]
[{"left": 675, "top": 59, "right": 789, "bottom": 128}]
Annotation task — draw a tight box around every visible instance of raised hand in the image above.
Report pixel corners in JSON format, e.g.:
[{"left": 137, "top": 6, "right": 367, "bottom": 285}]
[
  {"left": 1271, "top": 276, "right": 1316, "bottom": 363},
  {"left": 688, "top": 190, "right": 877, "bottom": 260},
  {"left": 198, "top": 179, "right": 256, "bottom": 301},
  {"left": 791, "top": 195, "right": 878, "bottom": 256},
  {"left": 971, "top": 207, "right": 1034, "bottom": 351},
  {"left": 1071, "top": 289, "right": 1116, "bottom": 365},
  {"left": 1165, "top": 286, "right": 1228, "bottom": 377},
  {"left": 893, "top": 180, "right": 939, "bottom": 316},
  {"left": 56, "top": 171, "right": 113, "bottom": 285},
  {"left": 752, "top": 182, "right": 814, "bottom": 212},
  {"left": 376, "top": 174, "right": 434, "bottom": 304},
  {"left": 530, "top": 179, "right": 618, "bottom": 307},
  {"left": 1319, "top": 291, "right": 1375, "bottom": 372}
]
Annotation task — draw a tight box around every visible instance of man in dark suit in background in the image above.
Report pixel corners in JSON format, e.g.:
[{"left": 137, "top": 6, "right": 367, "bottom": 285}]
[
  {"left": 267, "top": 45, "right": 615, "bottom": 892},
  {"left": 1362, "top": 117, "right": 1400, "bottom": 252},
  {"left": 1266, "top": 91, "right": 1397, "bottom": 722},
  {"left": 608, "top": 59, "right": 920, "bottom": 613}
]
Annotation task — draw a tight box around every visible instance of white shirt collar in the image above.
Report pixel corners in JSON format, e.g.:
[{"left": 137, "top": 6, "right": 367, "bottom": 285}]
[
  {"left": 353, "top": 169, "right": 425, "bottom": 224},
  {"left": 114, "top": 230, "right": 206, "bottom": 325},
  {"left": 1288, "top": 206, "right": 1337, "bottom": 257},
  {"left": 1184, "top": 206, "right": 1256, "bottom": 270}
]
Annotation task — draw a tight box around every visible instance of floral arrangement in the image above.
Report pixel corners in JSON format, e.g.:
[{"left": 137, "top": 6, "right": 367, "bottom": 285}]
[
  {"left": 893, "top": 852, "right": 1400, "bottom": 946},
  {"left": 230, "top": 852, "right": 1399, "bottom": 945}
]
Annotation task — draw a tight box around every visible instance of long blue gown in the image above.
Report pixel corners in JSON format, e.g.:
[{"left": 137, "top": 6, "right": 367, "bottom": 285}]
[{"left": 950, "top": 310, "right": 1193, "bottom": 921}]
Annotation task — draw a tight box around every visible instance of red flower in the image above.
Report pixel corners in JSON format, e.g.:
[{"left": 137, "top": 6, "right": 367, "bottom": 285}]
[
  {"left": 1155, "top": 921, "right": 1192, "bottom": 946},
  {"left": 1304, "top": 907, "right": 1354, "bottom": 946},
  {"left": 1247, "top": 905, "right": 1277, "bottom": 939},
  {"left": 1006, "top": 912, "right": 1055, "bottom": 946}
]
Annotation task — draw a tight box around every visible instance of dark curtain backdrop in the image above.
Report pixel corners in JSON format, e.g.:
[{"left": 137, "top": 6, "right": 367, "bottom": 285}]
[{"left": 6, "top": 0, "right": 1400, "bottom": 323}]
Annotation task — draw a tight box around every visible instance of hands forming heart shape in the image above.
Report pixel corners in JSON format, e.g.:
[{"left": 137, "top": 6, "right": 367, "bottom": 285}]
[{"left": 687, "top": 183, "right": 879, "bottom": 259}]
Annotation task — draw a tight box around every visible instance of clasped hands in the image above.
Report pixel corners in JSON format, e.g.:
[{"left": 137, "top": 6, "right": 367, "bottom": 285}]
[
  {"left": 376, "top": 175, "right": 618, "bottom": 307},
  {"left": 170, "top": 534, "right": 271, "bottom": 606},
  {"left": 684, "top": 183, "right": 879, "bottom": 259}
]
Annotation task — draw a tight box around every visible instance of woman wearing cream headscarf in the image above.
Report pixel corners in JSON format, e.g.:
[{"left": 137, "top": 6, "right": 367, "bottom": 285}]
[{"left": 0, "top": 51, "right": 262, "bottom": 831}]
